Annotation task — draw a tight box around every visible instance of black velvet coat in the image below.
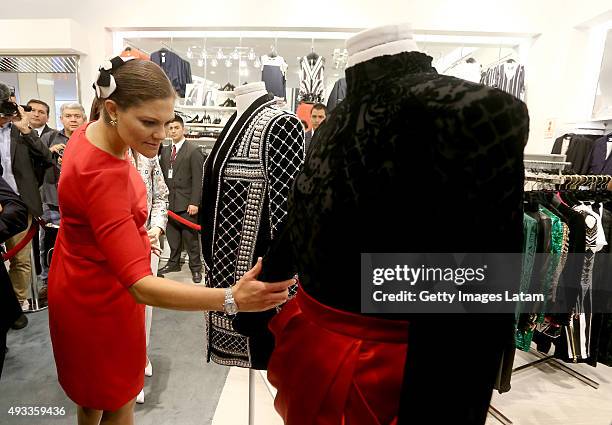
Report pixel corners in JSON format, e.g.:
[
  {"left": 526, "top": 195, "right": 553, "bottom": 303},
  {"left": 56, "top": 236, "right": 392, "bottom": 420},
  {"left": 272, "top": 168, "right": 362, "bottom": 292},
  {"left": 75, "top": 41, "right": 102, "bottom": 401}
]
[{"left": 266, "top": 51, "right": 530, "bottom": 424}]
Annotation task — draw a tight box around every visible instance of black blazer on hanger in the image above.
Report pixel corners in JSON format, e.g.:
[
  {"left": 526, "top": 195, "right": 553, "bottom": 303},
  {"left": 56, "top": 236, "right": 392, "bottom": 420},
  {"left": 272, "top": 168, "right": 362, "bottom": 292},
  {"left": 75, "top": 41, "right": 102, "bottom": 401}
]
[
  {"left": 552, "top": 134, "right": 596, "bottom": 174},
  {"left": 589, "top": 134, "right": 612, "bottom": 175},
  {"left": 9, "top": 125, "right": 55, "bottom": 217}
]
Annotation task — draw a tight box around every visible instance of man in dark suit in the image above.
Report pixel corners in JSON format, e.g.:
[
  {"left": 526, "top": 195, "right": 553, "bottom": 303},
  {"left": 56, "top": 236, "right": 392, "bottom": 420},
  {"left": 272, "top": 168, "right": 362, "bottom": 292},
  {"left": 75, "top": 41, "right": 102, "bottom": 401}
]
[
  {"left": 26, "top": 99, "right": 54, "bottom": 138},
  {"left": 304, "top": 103, "right": 327, "bottom": 153},
  {"left": 158, "top": 115, "right": 204, "bottom": 283},
  {"left": 0, "top": 170, "right": 29, "bottom": 379},
  {"left": 0, "top": 92, "right": 58, "bottom": 311}
]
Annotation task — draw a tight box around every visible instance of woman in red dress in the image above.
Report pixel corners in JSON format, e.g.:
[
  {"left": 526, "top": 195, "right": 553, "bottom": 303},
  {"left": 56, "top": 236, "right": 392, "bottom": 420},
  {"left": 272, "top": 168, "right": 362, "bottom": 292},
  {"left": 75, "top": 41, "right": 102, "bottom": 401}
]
[{"left": 48, "top": 57, "right": 294, "bottom": 425}]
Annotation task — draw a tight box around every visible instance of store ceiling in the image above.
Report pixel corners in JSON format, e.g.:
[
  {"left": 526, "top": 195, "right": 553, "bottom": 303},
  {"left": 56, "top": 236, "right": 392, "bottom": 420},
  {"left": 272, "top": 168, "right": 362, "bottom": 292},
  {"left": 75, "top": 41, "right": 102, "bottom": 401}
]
[{"left": 124, "top": 37, "right": 517, "bottom": 91}]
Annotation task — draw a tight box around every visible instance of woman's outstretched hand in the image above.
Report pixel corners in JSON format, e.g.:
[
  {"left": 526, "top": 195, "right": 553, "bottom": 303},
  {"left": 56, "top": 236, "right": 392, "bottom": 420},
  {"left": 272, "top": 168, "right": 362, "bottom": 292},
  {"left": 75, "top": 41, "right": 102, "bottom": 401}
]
[{"left": 232, "top": 257, "right": 295, "bottom": 312}]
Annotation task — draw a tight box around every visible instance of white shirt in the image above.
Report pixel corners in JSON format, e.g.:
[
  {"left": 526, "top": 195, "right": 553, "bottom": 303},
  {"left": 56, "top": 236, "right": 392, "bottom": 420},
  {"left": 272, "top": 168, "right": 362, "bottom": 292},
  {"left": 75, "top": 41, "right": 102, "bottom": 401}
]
[
  {"left": 260, "top": 55, "right": 288, "bottom": 76},
  {"left": 33, "top": 125, "right": 45, "bottom": 137},
  {"left": 172, "top": 138, "right": 186, "bottom": 155},
  {"left": 0, "top": 123, "right": 19, "bottom": 194}
]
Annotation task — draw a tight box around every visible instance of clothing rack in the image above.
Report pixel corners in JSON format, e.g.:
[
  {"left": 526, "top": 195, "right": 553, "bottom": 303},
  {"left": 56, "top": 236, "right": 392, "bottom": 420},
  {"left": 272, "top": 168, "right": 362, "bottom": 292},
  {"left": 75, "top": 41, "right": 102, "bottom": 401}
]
[
  {"left": 489, "top": 347, "right": 600, "bottom": 425},
  {"left": 122, "top": 42, "right": 150, "bottom": 55},
  {"left": 524, "top": 153, "right": 569, "bottom": 175},
  {"left": 484, "top": 53, "right": 517, "bottom": 70},
  {"left": 490, "top": 167, "right": 607, "bottom": 424}
]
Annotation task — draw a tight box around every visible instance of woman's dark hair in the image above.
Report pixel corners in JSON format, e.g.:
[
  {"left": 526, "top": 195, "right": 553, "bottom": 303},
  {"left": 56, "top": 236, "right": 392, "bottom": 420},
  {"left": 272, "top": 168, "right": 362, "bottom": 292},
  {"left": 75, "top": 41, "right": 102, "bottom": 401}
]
[{"left": 90, "top": 60, "right": 176, "bottom": 123}]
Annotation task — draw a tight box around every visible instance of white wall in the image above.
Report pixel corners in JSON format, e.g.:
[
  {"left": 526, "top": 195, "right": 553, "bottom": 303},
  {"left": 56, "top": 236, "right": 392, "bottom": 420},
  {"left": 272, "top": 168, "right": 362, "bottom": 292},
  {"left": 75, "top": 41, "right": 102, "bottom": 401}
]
[{"left": 1, "top": 0, "right": 611, "bottom": 153}]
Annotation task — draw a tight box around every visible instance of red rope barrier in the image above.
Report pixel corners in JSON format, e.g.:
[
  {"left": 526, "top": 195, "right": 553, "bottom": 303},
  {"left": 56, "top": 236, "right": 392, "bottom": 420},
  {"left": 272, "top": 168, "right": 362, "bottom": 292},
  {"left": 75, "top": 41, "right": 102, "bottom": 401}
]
[
  {"left": 168, "top": 211, "right": 202, "bottom": 232},
  {"left": 3, "top": 220, "right": 39, "bottom": 261}
]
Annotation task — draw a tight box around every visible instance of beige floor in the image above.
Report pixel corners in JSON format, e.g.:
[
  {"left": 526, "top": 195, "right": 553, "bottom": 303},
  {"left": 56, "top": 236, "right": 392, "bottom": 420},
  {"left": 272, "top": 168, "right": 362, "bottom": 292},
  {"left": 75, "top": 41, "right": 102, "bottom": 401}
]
[
  {"left": 212, "top": 368, "right": 282, "bottom": 425},
  {"left": 486, "top": 349, "right": 612, "bottom": 425},
  {"left": 213, "top": 349, "right": 612, "bottom": 425}
]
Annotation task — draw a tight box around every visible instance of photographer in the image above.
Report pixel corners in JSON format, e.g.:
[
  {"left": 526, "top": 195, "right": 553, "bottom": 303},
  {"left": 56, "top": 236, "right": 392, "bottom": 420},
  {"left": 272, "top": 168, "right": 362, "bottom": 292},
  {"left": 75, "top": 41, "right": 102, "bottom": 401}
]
[
  {"left": 37, "top": 102, "right": 86, "bottom": 300},
  {"left": 0, "top": 167, "right": 29, "bottom": 379},
  {"left": 0, "top": 82, "right": 59, "bottom": 312}
]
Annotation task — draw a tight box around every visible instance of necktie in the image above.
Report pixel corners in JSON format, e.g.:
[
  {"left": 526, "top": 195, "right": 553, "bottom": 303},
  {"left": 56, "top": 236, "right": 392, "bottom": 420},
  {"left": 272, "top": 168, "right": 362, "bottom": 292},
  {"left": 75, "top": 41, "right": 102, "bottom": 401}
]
[{"left": 171, "top": 144, "right": 177, "bottom": 165}]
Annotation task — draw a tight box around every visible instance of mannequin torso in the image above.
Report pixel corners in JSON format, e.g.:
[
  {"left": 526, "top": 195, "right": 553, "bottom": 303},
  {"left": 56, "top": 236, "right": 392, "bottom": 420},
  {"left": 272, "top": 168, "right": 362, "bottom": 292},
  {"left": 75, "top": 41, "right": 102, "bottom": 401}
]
[{"left": 201, "top": 80, "right": 305, "bottom": 369}]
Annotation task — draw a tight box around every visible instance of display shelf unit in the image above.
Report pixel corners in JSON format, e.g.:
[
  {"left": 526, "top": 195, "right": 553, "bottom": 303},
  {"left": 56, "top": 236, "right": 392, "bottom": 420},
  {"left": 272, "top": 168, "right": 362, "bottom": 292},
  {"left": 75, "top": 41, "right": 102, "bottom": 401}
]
[
  {"left": 186, "top": 137, "right": 217, "bottom": 143},
  {"left": 184, "top": 123, "right": 225, "bottom": 128},
  {"left": 177, "top": 105, "right": 237, "bottom": 112}
]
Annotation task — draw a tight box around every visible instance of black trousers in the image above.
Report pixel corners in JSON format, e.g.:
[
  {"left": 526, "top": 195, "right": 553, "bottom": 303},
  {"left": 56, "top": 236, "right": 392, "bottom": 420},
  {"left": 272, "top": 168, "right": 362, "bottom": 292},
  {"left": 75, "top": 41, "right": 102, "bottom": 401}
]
[
  {"left": 166, "top": 211, "right": 202, "bottom": 272},
  {"left": 1, "top": 260, "right": 21, "bottom": 380}
]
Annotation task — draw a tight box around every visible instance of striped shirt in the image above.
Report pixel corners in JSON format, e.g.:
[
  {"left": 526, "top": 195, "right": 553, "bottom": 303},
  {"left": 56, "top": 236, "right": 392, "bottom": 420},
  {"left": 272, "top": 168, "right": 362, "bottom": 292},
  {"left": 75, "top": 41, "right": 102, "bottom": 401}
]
[
  {"left": 299, "top": 55, "right": 325, "bottom": 103},
  {"left": 481, "top": 62, "right": 526, "bottom": 101}
]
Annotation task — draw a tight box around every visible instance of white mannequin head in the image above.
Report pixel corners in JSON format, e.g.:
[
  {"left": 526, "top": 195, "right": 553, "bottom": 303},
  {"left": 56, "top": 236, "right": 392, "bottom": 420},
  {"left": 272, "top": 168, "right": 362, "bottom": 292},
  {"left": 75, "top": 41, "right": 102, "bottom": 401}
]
[
  {"left": 234, "top": 82, "right": 268, "bottom": 117},
  {"left": 346, "top": 23, "right": 420, "bottom": 68}
]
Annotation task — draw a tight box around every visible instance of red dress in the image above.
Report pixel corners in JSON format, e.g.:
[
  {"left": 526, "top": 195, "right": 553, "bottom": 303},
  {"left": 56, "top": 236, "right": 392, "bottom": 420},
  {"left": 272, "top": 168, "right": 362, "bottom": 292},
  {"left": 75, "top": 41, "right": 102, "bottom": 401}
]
[{"left": 48, "top": 122, "right": 152, "bottom": 410}]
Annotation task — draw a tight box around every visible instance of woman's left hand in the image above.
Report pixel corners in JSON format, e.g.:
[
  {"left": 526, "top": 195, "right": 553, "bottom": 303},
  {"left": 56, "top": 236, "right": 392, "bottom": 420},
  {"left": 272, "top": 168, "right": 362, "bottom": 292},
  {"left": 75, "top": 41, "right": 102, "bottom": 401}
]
[{"left": 148, "top": 227, "right": 162, "bottom": 248}]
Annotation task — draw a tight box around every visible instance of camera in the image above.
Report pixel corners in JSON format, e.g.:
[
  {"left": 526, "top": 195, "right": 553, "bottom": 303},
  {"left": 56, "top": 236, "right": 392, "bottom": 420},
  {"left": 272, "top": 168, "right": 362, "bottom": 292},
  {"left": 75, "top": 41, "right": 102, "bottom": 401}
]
[
  {"left": 0, "top": 99, "right": 32, "bottom": 118},
  {"left": 52, "top": 147, "right": 65, "bottom": 160}
]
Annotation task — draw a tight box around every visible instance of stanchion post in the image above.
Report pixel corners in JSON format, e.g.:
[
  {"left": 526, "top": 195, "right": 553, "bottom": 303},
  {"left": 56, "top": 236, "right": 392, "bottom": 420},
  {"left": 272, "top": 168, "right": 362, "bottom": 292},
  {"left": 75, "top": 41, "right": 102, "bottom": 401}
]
[
  {"left": 28, "top": 245, "right": 46, "bottom": 312},
  {"left": 249, "top": 368, "right": 255, "bottom": 425}
]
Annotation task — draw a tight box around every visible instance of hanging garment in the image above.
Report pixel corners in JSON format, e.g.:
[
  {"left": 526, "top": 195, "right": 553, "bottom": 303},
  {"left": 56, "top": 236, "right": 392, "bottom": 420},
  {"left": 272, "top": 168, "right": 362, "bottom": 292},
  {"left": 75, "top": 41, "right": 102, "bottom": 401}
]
[
  {"left": 480, "top": 61, "right": 526, "bottom": 100},
  {"left": 200, "top": 93, "right": 305, "bottom": 369},
  {"left": 591, "top": 206, "right": 612, "bottom": 366},
  {"left": 588, "top": 134, "right": 612, "bottom": 175},
  {"left": 496, "top": 212, "right": 538, "bottom": 394},
  {"left": 516, "top": 209, "right": 553, "bottom": 351},
  {"left": 120, "top": 47, "right": 150, "bottom": 61},
  {"left": 261, "top": 55, "right": 288, "bottom": 98},
  {"left": 263, "top": 51, "right": 529, "bottom": 425},
  {"left": 551, "top": 134, "right": 597, "bottom": 174},
  {"left": 326, "top": 77, "right": 347, "bottom": 112},
  {"left": 299, "top": 54, "right": 325, "bottom": 103},
  {"left": 150, "top": 49, "right": 192, "bottom": 98},
  {"left": 558, "top": 203, "right": 605, "bottom": 362}
]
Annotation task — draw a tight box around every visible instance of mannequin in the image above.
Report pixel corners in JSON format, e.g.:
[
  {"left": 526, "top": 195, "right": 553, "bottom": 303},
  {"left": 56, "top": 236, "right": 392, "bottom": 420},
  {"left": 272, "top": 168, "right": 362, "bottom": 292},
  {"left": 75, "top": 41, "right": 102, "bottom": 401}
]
[
  {"left": 200, "top": 80, "right": 304, "bottom": 369},
  {"left": 216, "top": 82, "right": 268, "bottom": 140},
  {"left": 345, "top": 23, "right": 420, "bottom": 68},
  {"left": 235, "top": 82, "right": 268, "bottom": 117},
  {"left": 265, "top": 23, "right": 529, "bottom": 425}
]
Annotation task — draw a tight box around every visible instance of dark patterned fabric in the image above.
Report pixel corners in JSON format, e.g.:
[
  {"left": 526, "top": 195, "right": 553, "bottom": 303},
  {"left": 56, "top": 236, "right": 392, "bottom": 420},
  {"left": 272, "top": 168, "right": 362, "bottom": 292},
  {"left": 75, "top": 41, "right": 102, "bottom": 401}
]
[
  {"left": 200, "top": 94, "right": 305, "bottom": 369},
  {"left": 265, "top": 51, "right": 529, "bottom": 424}
]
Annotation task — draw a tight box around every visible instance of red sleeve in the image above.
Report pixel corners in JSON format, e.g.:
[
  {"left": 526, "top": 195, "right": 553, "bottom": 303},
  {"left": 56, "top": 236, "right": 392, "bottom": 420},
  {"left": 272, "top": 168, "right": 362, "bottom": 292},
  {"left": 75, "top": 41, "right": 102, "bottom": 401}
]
[{"left": 84, "top": 164, "right": 152, "bottom": 288}]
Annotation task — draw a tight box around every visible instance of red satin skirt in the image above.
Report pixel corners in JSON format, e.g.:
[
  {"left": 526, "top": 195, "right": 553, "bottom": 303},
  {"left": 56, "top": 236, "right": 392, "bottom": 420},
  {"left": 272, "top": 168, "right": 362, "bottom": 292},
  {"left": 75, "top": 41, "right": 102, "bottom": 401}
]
[{"left": 267, "top": 288, "right": 409, "bottom": 425}]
